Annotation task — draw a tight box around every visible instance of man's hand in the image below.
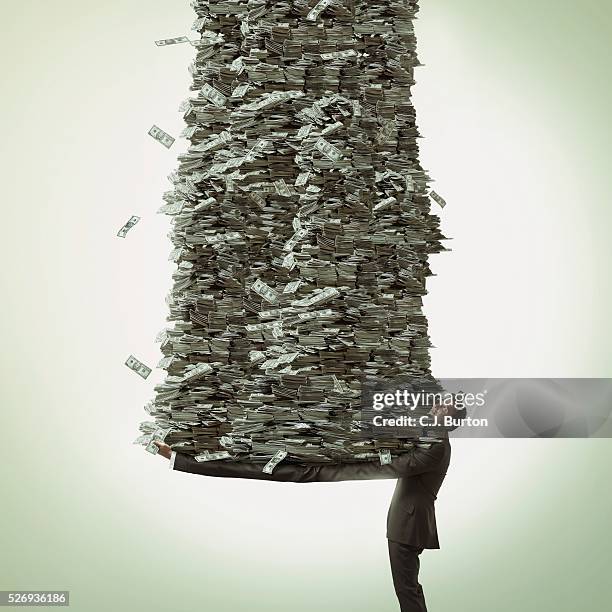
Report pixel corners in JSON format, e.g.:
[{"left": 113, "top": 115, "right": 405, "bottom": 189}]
[{"left": 153, "top": 440, "right": 172, "bottom": 460}]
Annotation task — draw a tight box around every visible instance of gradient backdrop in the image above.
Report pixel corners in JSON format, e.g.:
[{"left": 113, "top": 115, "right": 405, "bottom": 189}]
[{"left": 1, "top": 1, "right": 611, "bottom": 611}]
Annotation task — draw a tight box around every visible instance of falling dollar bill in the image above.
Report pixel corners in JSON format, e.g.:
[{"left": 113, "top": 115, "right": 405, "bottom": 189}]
[
  {"left": 430, "top": 190, "right": 447, "bottom": 208},
  {"left": 117, "top": 215, "right": 140, "bottom": 238},
  {"left": 263, "top": 450, "right": 288, "bottom": 474},
  {"left": 155, "top": 36, "right": 190, "bottom": 46},
  {"left": 125, "top": 355, "right": 152, "bottom": 379},
  {"left": 314, "top": 137, "right": 343, "bottom": 162},
  {"left": 194, "top": 450, "right": 232, "bottom": 462},
  {"left": 148, "top": 125, "right": 175, "bottom": 149},
  {"left": 251, "top": 279, "right": 280, "bottom": 304},
  {"left": 379, "top": 449, "right": 392, "bottom": 465}
]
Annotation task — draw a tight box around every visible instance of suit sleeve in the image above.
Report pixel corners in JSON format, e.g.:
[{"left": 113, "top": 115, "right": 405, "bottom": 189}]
[
  {"left": 310, "top": 442, "right": 448, "bottom": 482},
  {"left": 172, "top": 441, "right": 447, "bottom": 483},
  {"left": 172, "top": 453, "right": 319, "bottom": 483}
]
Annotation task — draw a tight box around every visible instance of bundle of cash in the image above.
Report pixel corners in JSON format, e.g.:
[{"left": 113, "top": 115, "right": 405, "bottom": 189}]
[{"left": 139, "top": 0, "right": 449, "bottom": 465}]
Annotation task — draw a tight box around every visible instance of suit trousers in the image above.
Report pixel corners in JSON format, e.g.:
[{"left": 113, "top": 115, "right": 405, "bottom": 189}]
[{"left": 388, "top": 540, "right": 427, "bottom": 612}]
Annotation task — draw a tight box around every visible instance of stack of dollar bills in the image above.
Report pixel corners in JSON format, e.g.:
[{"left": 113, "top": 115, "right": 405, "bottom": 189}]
[{"left": 137, "top": 0, "right": 448, "bottom": 467}]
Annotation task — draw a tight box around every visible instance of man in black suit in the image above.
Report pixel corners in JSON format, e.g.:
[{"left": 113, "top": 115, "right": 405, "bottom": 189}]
[{"left": 154, "top": 403, "right": 462, "bottom": 612}]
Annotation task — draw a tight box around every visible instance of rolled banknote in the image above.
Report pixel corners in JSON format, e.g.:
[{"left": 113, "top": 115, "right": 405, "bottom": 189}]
[
  {"left": 125, "top": 355, "right": 152, "bottom": 379},
  {"left": 148, "top": 125, "right": 175, "bottom": 149},
  {"left": 263, "top": 450, "right": 288, "bottom": 474},
  {"left": 117, "top": 215, "right": 140, "bottom": 238}
]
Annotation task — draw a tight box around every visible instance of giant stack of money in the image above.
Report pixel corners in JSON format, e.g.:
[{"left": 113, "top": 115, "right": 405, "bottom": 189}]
[{"left": 139, "top": 0, "right": 448, "bottom": 466}]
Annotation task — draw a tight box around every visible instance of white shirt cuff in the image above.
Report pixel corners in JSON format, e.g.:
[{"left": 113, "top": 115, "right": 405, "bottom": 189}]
[{"left": 169, "top": 451, "right": 177, "bottom": 470}]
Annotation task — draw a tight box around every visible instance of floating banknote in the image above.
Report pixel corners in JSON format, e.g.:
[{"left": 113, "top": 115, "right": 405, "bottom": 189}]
[
  {"left": 430, "top": 191, "right": 447, "bottom": 208},
  {"left": 155, "top": 36, "right": 190, "bottom": 46},
  {"left": 148, "top": 125, "right": 175, "bottom": 149},
  {"left": 263, "top": 450, "right": 288, "bottom": 474},
  {"left": 125, "top": 355, "right": 152, "bottom": 379},
  {"left": 117, "top": 215, "right": 140, "bottom": 238}
]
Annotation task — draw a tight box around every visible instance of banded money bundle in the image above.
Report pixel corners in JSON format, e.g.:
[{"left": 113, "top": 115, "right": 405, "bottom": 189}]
[{"left": 140, "top": 0, "right": 447, "bottom": 465}]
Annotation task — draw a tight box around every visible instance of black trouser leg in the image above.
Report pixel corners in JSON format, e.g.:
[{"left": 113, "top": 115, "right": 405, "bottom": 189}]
[{"left": 388, "top": 540, "right": 427, "bottom": 612}]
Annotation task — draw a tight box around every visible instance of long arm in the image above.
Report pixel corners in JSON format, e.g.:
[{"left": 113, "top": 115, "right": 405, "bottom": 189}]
[
  {"left": 172, "top": 452, "right": 317, "bottom": 482},
  {"left": 172, "top": 441, "right": 447, "bottom": 483}
]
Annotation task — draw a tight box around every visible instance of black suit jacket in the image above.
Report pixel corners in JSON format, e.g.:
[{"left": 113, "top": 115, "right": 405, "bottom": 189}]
[{"left": 173, "top": 438, "right": 452, "bottom": 549}]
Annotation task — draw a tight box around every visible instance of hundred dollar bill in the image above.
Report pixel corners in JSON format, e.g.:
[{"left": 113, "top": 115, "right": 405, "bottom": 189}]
[
  {"left": 194, "top": 450, "right": 232, "bottom": 462},
  {"left": 291, "top": 287, "right": 339, "bottom": 307},
  {"left": 125, "top": 355, "right": 152, "bottom": 379},
  {"left": 307, "top": 0, "right": 336, "bottom": 21},
  {"left": 296, "top": 124, "right": 313, "bottom": 139},
  {"left": 145, "top": 439, "right": 160, "bottom": 455},
  {"left": 296, "top": 309, "right": 334, "bottom": 322},
  {"left": 377, "top": 120, "right": 396, "bottom": 144},
  {"left": 379, "top": 449, "right": 392, "bottom": 465},
  {"left": 231, "top": 83, "right": 250, "bottom": 97},
  {"left": 191, "top": 130, "right": 232, "bottom": 153},
  {"left": 157, "top": 202, "right": 184, "bottom": 215},
  {"left": 117, "top": 215, "right": 140, "bottom": 238},
  {"left": 245, "top": 320, "right": 283, "bottom": 332},
  {"left": 251, "top": 279, "right": 280, "bottom": 304},
  {"left": 201, "top": 83, "right": 228, "bottom": 107},
  {"left": 283, "top": 280, "right": 303, "bottom": 294},
  {"left": 263, "top": 450, "right": 288, "bottom": 474},
  {"left": 430, "top": 190, "right": 447, "bottom": 208},
  {"left": 373, "top": 196, "right": 397, "bottom": 212},
  {"left": 237, "top": 90, "right": 304, "bottom": 112},
  {"left": 320, "top": 49, "right": 357, "bottom": 61},
  {"left": 274, "top": 179, "right": 293, "bottom": 197},
  {"left": 314, "top": 137, "right": 343, "bottom": 162},
  {"left": 182, "top": 362, "right": 213, "bottom": 382},
  {"left": 283, "top": 228, "right": 309, "bottom": 252},
  {"left": 295, "top": 171, "right": 311, "bottom": 187},
  {"left": 155, "top": 36, "right": 190, "bottom": 46},
  {"left": 157, "top": 355, "right": 175, "bottom": 369},
  {"left": 281, "top": 252, "right": 296, "bottom": 270},
  {"left": 148, "top": 125, "right": 175, "bottom": 149},
  {"left": 405, "top": 174, "right": 415, "bottom": 192}
]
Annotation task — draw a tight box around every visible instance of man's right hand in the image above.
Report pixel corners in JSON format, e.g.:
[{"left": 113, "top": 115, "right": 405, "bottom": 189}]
[{"left": 153, "top": 440, "right": 172, "bottom": 460}]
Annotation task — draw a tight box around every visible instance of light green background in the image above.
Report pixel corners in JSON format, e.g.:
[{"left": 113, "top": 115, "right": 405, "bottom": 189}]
[{"left": 1, "top": 1, "right": 611, "bottom": 611}]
